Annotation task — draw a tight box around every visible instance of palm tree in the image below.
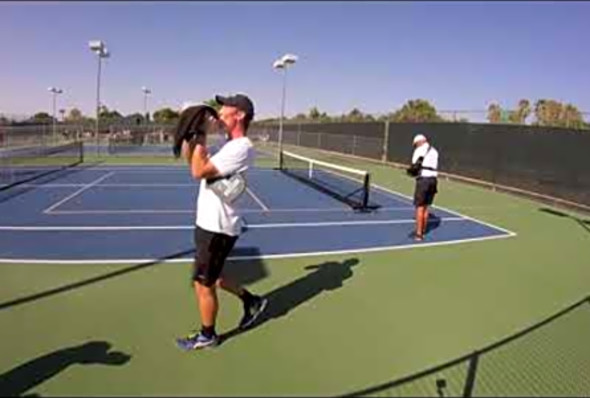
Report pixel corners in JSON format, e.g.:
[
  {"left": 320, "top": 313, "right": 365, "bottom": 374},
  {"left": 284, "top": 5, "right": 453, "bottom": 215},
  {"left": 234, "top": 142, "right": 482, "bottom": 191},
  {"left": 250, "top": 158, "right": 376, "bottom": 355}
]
[{"left": 487, "top": 102, "right": 502, "bottom": 123}]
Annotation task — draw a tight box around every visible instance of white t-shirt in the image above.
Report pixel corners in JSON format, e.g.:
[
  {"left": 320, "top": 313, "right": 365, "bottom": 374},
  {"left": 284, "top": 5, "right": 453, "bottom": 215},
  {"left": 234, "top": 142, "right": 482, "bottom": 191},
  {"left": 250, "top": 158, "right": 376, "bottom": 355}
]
[
  {"left": 411, "top": 143, "right": 439, "bottom": 178},
  {"left": 196, "top": 137, "right": 254, "bottom": 236}
]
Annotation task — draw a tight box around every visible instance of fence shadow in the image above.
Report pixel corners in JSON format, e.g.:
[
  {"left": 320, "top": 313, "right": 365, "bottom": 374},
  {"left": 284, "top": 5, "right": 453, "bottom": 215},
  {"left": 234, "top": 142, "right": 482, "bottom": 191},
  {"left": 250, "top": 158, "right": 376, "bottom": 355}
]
[
  {"left": 338, "top": 295, "right": 590, "bottom": 397},
  {"left": 0, "top": 246, "right": 270, "bottom": 313},
  {"left": 0, "top": 248, "right": 196, "bottom": 312},
  {"left": 539, "top": 207, "right": 590, "bottom": 235}
]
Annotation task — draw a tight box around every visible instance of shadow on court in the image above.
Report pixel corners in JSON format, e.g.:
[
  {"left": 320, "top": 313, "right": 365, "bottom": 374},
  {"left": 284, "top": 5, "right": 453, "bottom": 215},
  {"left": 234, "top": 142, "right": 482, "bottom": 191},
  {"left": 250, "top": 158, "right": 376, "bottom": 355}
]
[
  {"left": 225, "top": 247, "right": 268, "bottom": 286},
  {"left": 338, "top": 295, "right": 590, "bottom": 397},
  {"left": 219, "top": 257, "right": 360, "bottom": 345},
  {"left": 425, "top": 213, "right": 442, "bottom": 235},
  {"left": 0, "top": 246, "right": 269, "bottom": 312},
  {"left": 0, "top": 341, "right": 130, "bottom": 397},
  {"left": 539, "top": 207, "right": 590, "bottom": 235}
]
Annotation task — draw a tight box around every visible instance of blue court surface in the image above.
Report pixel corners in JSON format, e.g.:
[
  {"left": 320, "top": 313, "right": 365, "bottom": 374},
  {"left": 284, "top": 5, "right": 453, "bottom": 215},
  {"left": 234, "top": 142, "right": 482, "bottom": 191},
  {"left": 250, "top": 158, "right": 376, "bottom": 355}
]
[{"left": 0, "top": 164, "right": 515, "bottom": 263}]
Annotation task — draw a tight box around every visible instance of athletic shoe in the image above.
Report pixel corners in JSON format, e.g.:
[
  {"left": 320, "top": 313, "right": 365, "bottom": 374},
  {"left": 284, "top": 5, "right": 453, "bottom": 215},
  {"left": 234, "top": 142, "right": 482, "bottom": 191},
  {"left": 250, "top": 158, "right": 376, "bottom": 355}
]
[
  {"left": 239, "top": 296, "right": 268, "bottom": 330},
  {"left": 176, "top": 331, "right": 219, "bottom": 351}
]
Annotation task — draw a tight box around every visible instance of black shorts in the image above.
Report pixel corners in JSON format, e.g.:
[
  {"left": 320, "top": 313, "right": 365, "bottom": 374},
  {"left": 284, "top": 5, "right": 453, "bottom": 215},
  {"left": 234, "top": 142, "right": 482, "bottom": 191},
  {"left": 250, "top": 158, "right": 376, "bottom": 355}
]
[
  {"left": 193, "top": 226, "right": 239, "bottom": 287},
  {"left": 414, "top": 177, "right": 438, "bottom": 206}
]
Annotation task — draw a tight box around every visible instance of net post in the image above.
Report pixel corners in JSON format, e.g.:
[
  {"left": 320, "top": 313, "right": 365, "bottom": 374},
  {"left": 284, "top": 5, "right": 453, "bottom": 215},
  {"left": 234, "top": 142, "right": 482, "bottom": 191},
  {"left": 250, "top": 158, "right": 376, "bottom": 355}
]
[
  {"left": 79, "top": 140, "right": 84, "bottom": 164},
  {"left": 362, "top": 173, "right": 370, "bottom": 209},
  {"left": 382, "top": 120, "right": 389, "bottom": 163}
]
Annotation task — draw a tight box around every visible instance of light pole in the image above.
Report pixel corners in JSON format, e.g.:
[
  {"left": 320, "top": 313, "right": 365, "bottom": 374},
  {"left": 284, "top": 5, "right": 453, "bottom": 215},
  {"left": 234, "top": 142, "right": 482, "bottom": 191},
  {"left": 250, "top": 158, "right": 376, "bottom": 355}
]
[
  {"left": 88, "top": 40, "right": 110, "bottom": 155},
  {"left": 273, "top": 53, "right": 298, "bottom": 167},
  {"left": 47, "top": 87, "right": 63, "bottom": 143},
  {"left": 141, "top": 86, "right": 151, "bottom": 124}
]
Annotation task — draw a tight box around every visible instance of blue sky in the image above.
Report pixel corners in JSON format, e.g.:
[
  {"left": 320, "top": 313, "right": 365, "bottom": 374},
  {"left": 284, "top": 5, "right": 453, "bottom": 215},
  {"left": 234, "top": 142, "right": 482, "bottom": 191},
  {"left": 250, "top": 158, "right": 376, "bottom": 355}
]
[{"left": 1, "top": 1, "right": 589, "bottom": 120}]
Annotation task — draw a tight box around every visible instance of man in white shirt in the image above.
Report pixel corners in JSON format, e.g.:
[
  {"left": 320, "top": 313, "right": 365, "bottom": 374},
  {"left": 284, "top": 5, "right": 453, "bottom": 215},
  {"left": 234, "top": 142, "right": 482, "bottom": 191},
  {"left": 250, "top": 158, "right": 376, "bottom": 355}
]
[
  {"left": 176, "top": 94, "right": 267, "bottom": 351},
  {"left": 410, "top": 134, "right": 439, "bottom": 241}
]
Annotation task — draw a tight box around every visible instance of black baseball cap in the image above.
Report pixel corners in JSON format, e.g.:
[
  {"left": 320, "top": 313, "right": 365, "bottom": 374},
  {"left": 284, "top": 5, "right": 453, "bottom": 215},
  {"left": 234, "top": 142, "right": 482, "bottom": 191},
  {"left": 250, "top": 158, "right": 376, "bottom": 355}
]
[{"left": 215, "top": 93, "right": 255, "bottom": 120}]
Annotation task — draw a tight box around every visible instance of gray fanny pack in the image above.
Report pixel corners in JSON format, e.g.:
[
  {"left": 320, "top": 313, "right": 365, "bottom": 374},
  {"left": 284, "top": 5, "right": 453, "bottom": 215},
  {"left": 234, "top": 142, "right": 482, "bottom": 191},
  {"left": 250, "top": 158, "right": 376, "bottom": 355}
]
[{"left": 206, "top": 173, "right": 247, "bottom": 203}]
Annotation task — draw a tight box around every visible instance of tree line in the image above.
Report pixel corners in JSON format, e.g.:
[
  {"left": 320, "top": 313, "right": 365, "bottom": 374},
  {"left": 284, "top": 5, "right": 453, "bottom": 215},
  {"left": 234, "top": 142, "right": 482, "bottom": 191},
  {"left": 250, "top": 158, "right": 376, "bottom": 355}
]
[
  {"left": 262, "top": 99, "right": 588, "bottom": 129},
  {"left": 486, "top": 99, "right": 586, "bottom": 129},
  {"left": 2, "top": 98, "right": 588, "bottom": 129}
]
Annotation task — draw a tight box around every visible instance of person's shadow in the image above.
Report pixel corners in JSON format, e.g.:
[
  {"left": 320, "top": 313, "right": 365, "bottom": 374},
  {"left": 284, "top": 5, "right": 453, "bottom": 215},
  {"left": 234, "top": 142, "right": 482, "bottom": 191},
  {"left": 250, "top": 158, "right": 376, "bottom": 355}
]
[
  {"left": 219, "top": 258, "right": 360, "bottom": 344},
  {"left": 425, "top": 213, "right": 442, "bottom": 235},
  {"left": 0, "top": 341, "right": 130, "bottom": 397}
]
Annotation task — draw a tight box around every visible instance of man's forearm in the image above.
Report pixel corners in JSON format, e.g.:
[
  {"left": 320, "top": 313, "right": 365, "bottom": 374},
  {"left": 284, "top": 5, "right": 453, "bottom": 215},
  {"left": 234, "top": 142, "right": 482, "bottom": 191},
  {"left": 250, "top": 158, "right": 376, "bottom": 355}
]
[
  {"left": 191, "top": 143, "right": 209, "bottom": 177},
  {"left": 182, "top": 138, "right": 199, "bottom": 165}
]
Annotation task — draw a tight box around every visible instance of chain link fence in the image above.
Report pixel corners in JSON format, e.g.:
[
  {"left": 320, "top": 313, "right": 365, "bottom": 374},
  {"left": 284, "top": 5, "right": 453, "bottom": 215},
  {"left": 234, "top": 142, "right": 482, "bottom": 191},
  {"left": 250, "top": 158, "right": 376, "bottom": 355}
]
[
  {"left": 252, "top": 121, "right": 590, "bottom": 212},
  {"left": 0, "top": 123, "right": 177, "bottom": 157},
  {"left": 0, "top": 124, "right": 88, "bottom": 148},
  {"left": 251, "top": 122, "right": 387, "bottom": 161}
]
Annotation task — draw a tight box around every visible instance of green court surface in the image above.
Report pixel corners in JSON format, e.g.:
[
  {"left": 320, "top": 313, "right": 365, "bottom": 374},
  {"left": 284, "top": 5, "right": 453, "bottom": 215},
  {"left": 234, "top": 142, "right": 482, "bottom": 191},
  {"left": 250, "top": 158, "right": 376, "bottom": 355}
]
[{"left": 1, "top": 148, "right": 589, "bottom": 396}]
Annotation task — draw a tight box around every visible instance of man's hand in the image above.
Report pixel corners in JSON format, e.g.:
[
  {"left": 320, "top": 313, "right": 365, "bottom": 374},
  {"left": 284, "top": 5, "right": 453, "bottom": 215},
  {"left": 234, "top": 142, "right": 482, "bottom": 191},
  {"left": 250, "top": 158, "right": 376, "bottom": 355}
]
[
  {"left": 181, "top": 135, "right": 206, "bottom": 164},
  {"left": 187, "top": 139, "right": 219, "bottom": 180}
]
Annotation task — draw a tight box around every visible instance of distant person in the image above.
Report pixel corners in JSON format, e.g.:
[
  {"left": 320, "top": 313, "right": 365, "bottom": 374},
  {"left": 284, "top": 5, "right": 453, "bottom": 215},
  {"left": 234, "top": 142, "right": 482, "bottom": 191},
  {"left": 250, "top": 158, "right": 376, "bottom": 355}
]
[{"left": 408, "top": 134, "right": 439, "bottom": 241}]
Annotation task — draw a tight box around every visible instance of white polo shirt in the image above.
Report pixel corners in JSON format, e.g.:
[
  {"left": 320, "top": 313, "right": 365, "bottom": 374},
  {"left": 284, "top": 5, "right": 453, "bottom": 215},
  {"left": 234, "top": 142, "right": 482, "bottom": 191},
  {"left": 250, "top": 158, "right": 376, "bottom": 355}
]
[
  {"left": 411, "top": 143, "right": 439, "bottom": 178},
  {"left": 196, "top": 137, "right": 254, "bottom": 236}
]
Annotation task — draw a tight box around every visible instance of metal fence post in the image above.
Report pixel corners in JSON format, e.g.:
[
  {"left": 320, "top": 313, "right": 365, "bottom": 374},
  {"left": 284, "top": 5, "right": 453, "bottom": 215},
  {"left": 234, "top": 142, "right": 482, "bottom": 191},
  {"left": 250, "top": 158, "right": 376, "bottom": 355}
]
[{"left": 382, "top": 120, "right": 390, "bottom": 162}]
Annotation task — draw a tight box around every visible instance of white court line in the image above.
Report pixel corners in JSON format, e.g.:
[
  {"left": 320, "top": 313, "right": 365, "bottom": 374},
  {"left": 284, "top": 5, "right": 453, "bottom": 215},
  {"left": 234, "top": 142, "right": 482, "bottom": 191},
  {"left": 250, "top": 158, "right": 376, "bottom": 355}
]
[
  {"left": 47, "top": 209, "right": 194, "bottom": 215},
  {"left": 246, "top": 187, "right": 270, "bottom": 212},
  {"left": 70, "top": 166, "right": 277, "bottom": 173},
  {"left": 0, "top": 232, "right": 515, "bottom": 264},
  {"left": 280, "top": 163, "right": 515, "bottom": 236},
  {"left": 45, "top": 206, "right": 415, "bottom": 215},
  {"left": 247, "top": 217, "right": 464, "bottom": 229},
  {"left": 14, "top": 165, "right": 513, "bottom": 235},
  {"left": 277, "top": 162, "right": 515, "bottom": 236},
  {"left": 4, "top": 183, "right": 197, "bottom": 189},
  {"left": 0, "top": 217, "right": 464, "bottom": 231},
  {"left": 275, "top": 155, "right": 511, "bottom": 236},
  {"left": 42, "top": 172, "right": 115, "bottom": 214},
  {"left": 241, "top": 206, "right": 415, "bottom": 213},
  {"left": 73, "top": 166, "right": 187, "bottom": 170},
  {"left": 0, "top": 226, "right": 194, "bottom": 231},
  {"left": 297, "top": 170, "right": 516, "bottom": 236},
  {"left": 10, "top": 183, "right": 197, "bottom": 188},
  {"left": 231, "top": 233, "right": 515, "bottom": 260},
  {"left": 27, "top": 169, "right": 512, "bottom": 235},
  {"left": 371, "top": 183, "right": 518, "bottom": 237}
]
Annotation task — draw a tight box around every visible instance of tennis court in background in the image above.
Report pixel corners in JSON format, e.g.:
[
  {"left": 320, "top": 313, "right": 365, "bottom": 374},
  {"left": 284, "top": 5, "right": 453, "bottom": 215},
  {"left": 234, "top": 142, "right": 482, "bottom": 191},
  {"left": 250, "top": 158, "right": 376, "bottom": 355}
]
[
  {"left": 0, "top": 145, "right": 513, "bottom": 263},
  {"left": 2, "top": 139, "right": 589, "bottom": 397}
]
